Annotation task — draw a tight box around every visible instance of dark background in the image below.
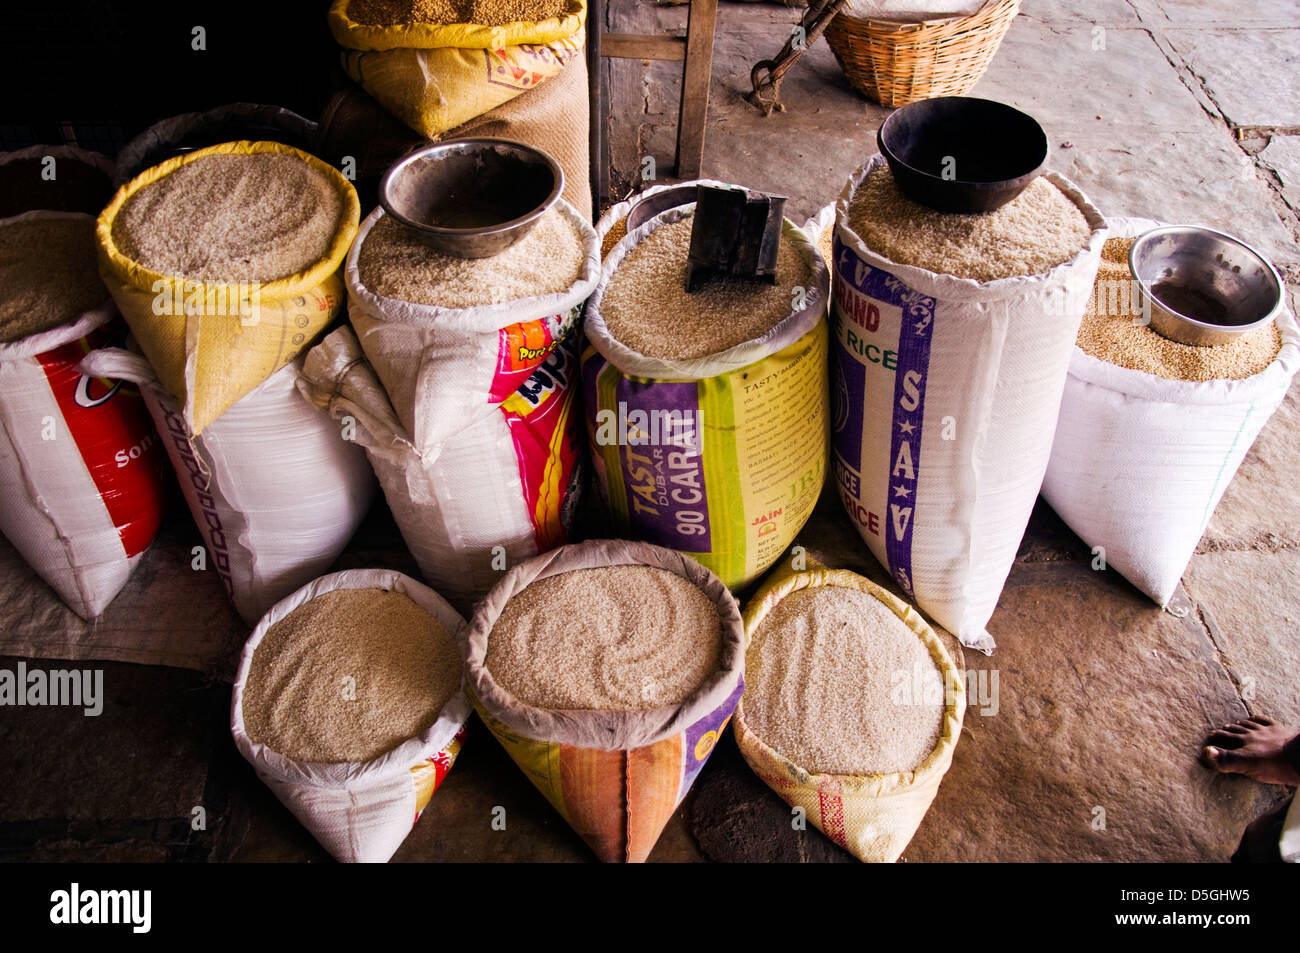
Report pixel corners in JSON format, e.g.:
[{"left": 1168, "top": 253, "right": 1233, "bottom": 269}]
[{"left": 0, "top": 1, "right": 340, "bottom": 152}]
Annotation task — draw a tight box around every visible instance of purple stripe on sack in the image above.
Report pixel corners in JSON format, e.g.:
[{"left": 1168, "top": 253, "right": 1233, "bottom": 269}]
[
  {"left": 833, "top": 238, "right": 935, "bottom": 599},
  {"left": 611, "top": 376, "right": 712, "bottom": 553},
  {"left": 679, "top": 680, "right": 744, "bottom": 802}
]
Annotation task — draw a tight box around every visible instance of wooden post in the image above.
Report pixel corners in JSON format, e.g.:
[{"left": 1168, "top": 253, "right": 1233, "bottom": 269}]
[{"left": 675, "top": 0, "right": 718, "bottom": 180}]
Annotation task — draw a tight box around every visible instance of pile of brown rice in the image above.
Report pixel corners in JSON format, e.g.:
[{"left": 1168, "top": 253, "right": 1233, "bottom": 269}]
[
  {"left": 846, "top": 164, "right": 1091, "bottom": 282},
  {"left": 241, "top": 587, "right": 462, "bottom": 764},
  {"left": 349, "top": 0, "right": 569, "bottom": 26},
  {"left": 598, "top": 211, "right": 813, "bottom": 360},
  {"left": 0, "top": 216, "right": 106, "bottom": 343},
  {"left": 485, "top": 565, "right": 722, "bottom": 710},
  {"left": 1077, "top": 236, "right": 1282, "bottom": 381},
  {"left": 112, "top": 152, "right": 347, "bottom": 283},
  {"left": 744, "top": 585, "right": 945, "bottom": 776},
  {"left": 358, "top": 207, "right": 585, "bottom": 308}
]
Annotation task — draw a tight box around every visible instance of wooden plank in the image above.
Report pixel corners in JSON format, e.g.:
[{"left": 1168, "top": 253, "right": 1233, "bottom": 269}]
[
  {"left": 675, "top": 0, "right": 718, "bottom": 179},
  {"left": 602, "top": 33, "right": 687, "bottom": 61},
  {"left": 588, "top": 10, "right": 606, "bottom": 213}
]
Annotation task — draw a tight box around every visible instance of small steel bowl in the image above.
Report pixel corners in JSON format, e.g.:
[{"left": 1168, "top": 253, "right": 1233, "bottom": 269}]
[
  {"left": 877, "top": 96, "right": 1048, "bottom": 214},
  {"left": 1129, "top": 225, "right": 1284, "bottom": 347},
  {"left": 378, "top": 138, "right": 563, "bottom": 259},
  {"left": 625, "top": 185, "right": 700, "bottom": 232}
]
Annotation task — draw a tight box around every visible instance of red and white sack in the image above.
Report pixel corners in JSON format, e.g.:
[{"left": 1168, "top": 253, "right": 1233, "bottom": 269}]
[
  {"left": 830, "top": 155, "right": 1109, "bottom": 651},
  {"left": 299, "top": 326, "right": 582, "bottom": 611},
  {"left": 79, "top": 347, "right": 377, "bottom": 625},
  {"left": 230, "top": 568, "right": 471, "bottom": 863},
  {"left": 1042, "top": 217, "right": 1300, "bottom": 607},
  {"left": 345, "top": 201, "right": 599, "bottom": 456},
  {"left": 0, "top": 292, "right": 169, "bottom": 619}
]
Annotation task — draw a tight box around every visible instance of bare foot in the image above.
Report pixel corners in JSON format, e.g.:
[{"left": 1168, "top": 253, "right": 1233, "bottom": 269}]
[{"left": 1202, "top": 717, "right": 1300, "bottom": 786}]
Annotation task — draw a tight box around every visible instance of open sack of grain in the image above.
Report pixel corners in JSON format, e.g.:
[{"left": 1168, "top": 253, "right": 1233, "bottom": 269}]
[
  {"left": 830, "top": 154, "right": 1108, "bottom": 651},
  {"left": 0, "top": 211, "right": 170, "bottom": 619},
  {"left": 78, "top": 347, "right": 377, "bottom": 625},
  {"left": 231, "top": 569, "right": 471, "bottom": 863},
  {"left": 300, "top": 326, "right": 582, "bottom": 611},
  {"left": 346, "top": 201, "right": 598, "bottom": 457},
  {"left": 0, "top": 145, "right": 115, "bottom": 218},
  {"left": 583, "top": 198, "right": 830, "bottom": 591},
  {"left": 96, "top": 141, "right": 360, "bottom": 436},
  {"left": 464, "top": 539, "right": 745, "bottom": 862},
  {"left": 1042, "top": 217, "right": 1300, "bottom": 607},
  {"left": 328, "top": 0, "right": 587, "bottom": 139},
  {"left": 736, "top": 561, "right": 964, "bottom": 862}
]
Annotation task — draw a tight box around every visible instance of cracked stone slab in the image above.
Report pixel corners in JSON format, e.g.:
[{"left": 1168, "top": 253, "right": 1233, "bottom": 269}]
[
  {"left": 902, "top": 561, "right": 1279, "bottom": 861},
  {"left": 1046, "top": 128, "right": 1299, "bottom": 266},
  {"left": 1149, "top": 0, "right": 1297, "bottom": 26},
  {"left": 1203, "top": 374, "right": 1300, "bottom": 551},
  {"left": 1165, "top": 29, "right": 1300, "bottom": 128},
  {"left": 1258, "top": 134, "right": 1300, "bottom": 212},
  {"left": 1019, "top": 0, "right": 1143, "bottom": 24},
  {"left": 974, "top": 19, "right": 1214, "bottom": 132},
  {"left": 1184, "top": 550, "right": 1300, "bottom": 728}
]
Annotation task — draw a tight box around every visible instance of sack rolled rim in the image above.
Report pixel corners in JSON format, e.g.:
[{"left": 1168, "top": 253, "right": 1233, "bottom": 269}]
[
  {"left": 464, "top": 539, "right": 746, "bottom": 751},
  {"left": 585, "top": 203, "right": 830, "bottom": 381},
  {"left": 734, "top": 565, "right": 966, "bottom": 799},
  {"left": 96, "top": 140, "right": 361, "bottom": 307},
  {"left": 1066, "top": 216, "right": 1300, "bottom": 405},
  {"left": 328, "top": 0, "right": 587, "bottom": 51},
  {"left": 834, "top": 153, "right": 1110, "bottom": 302},
  {"left": 230, "top": 568, "right": 472, "bottom": 788}
]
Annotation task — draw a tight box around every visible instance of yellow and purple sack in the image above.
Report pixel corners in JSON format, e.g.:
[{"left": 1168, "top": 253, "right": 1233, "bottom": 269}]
[{"left": 464, "top": 539, "right": 745, "bottom": 862}]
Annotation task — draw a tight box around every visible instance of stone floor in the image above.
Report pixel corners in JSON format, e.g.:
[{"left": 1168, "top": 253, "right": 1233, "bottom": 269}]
[{"left": 2, "top": 0, "right": 1298, "bottom": 863}]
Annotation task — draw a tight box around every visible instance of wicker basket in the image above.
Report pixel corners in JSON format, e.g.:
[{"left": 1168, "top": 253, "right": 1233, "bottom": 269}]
[{"left": 825, "top": 0, "right": 1021, "bottom": 108}]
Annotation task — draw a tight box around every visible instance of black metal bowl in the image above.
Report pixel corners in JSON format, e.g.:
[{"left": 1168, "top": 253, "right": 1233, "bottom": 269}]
[{"left": 877, "top": 96, "right": 1048, "bottom": 214}]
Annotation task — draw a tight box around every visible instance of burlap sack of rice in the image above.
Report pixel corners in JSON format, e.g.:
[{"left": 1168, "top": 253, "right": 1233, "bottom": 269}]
[
  {"left": 830, "top": 154, "right": 1107, "bottom": 651},
  {"left": 96, "top": 141, "right": 360, "bottom": 435},
  {"left": 231, "top": 569, "right": 472, "bottom": 863},
  {"left": 463, "top": 539, "right": 745, "bottom": 862},
  {"left": 346, "top": 197, "right": 597, "bottom": 456},
  {"left": 1042, "top": 216, "right": 1299, "bottom": 607},
  {"left": 583, "top": 195, "right": 830, "bottom": 591},
  {"left": 328, "top": 0, "right": 587, "bottom": 139},
  {"left": 735, "top": 561, "right": 964, "bottom": 862}
]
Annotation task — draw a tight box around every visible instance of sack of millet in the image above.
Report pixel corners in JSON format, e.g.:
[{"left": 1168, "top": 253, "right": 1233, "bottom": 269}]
[
  {"left": 735, "top": 561, "right": 965, "bottom": 862},
  {"left": 464, "top": 539, "right": 745, "bottom": 862},
  {"left": 583, "top": 198, "right": 830, "bottom": 591},
  {"left": 829, "top": 153, "right": 1107, "bottom": 651},
  {"left": 96, "top": 140, "right": 359, "bottom": 435},
  {"left": 0, "top": 210, "right": 169, "bottom": 620},
  {"left": 231, "top": 568, "right": 472, "bottom": 863},
  {"left": 1041, "top": 217, "right": 1300, "bottom": 607}
]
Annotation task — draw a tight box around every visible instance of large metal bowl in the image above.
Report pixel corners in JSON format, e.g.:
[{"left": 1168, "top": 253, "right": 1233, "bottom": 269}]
[
  {"left": 1129, "top": 225, "right": 1284, "bottom": 347},
  {"left": 378, "top": 138, "right": 563, "bottom": 259},
  {"left": 877, "top": 96, "right": 1048, "bottom": 214}
]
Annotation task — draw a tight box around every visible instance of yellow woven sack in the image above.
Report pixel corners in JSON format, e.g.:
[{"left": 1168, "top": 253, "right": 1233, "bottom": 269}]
[
  {"left": 735, "top": 562, "right": 965, "bottom": 862},
  {"left": 328, "top": 0, "right": 587, "bottom": 138},
  {"left": 97, "top": 141, "right": 359, "bottom": 435}
]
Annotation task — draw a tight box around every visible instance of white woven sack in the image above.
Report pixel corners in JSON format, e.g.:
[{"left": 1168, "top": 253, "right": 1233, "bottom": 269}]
[
  {"left": 0, "top": 211, "right": 169, "bottom": 619},
  {"left": 346, "top": 199, "right": 599, "bottom": 456},
  {"left": 831, "top": 155, "right": 1109, "bottom": 651},
  {"left": 1042, "top": 216, "right": 1300, "bottom": 607},
  {"left": 230, "top": 568, "right": 472, "bottom": 864},
  {"left": 79, "top": 347, "right": 377, "bottom": 624},
  {"left": 299, "top": 326, "right": 580, "bottom": 611}
]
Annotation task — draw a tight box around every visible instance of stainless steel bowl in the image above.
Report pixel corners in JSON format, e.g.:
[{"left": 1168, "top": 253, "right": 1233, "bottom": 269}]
[
  {"left": 378, "top": 138, "right": 563, "bottom": 259},
  {"left": 625, "top": 185, "right": 700, "bottom": 232},
  {"left": 1129, "top": 225, "right": 1283, "bottom": 347}
]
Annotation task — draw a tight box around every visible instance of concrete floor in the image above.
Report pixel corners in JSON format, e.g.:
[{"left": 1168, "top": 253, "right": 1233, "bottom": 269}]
[{"left": 2, "top": 0, "right": 1298, "bottom": 862}]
